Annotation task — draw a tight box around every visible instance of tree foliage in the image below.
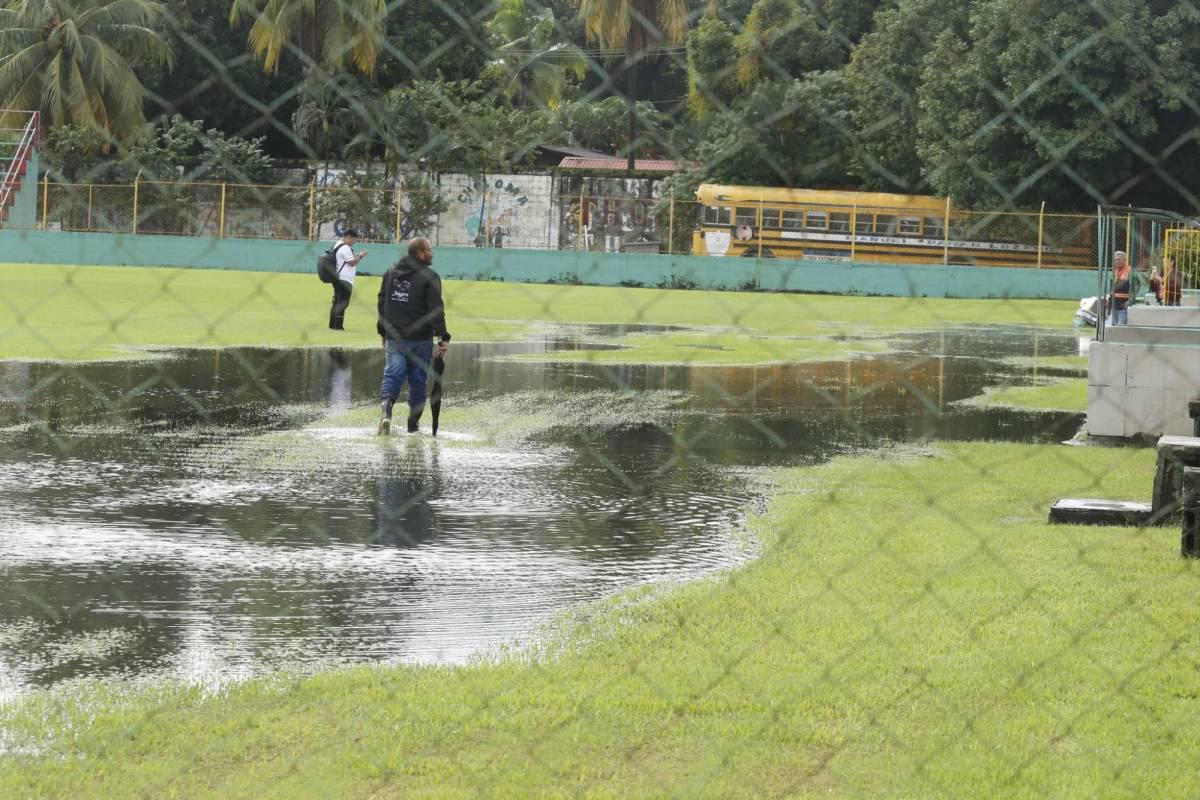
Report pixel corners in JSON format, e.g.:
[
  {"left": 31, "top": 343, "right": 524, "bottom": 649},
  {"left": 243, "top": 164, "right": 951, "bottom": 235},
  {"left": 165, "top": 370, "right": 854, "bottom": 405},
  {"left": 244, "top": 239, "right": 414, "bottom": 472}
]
[
  {"left": 917, "top": 0, "right": 1161, "bottom": 208},
  {"left": 229, "top": 0, "right": 387, "bottom": 74},
  {"left": 0, "top": 0, "right": 174, "bottom": 144},
  {"left": 485, "top": 0, "right": 587, "bottom": 109}
]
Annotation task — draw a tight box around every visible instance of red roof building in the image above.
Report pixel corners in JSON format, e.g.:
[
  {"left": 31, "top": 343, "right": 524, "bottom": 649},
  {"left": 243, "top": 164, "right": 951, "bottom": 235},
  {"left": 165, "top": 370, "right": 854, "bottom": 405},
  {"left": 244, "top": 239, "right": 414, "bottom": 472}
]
[{"left": 556, "top": 157, "right": 685, "bottom": 174}]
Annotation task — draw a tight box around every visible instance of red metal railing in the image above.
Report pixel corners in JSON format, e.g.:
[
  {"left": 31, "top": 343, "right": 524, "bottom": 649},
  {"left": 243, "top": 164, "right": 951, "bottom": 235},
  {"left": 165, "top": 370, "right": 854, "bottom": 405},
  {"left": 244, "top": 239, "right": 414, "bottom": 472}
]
[{"left": 0, "top": 111, "right": 39, "bottom": 223}]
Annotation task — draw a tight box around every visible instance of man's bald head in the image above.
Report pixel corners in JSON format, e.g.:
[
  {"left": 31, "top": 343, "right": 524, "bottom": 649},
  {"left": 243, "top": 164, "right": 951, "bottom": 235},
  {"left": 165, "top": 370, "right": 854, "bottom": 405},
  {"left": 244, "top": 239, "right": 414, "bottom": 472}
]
[{"left": 409, "top": 238, "right": 433, "bottom": 265}]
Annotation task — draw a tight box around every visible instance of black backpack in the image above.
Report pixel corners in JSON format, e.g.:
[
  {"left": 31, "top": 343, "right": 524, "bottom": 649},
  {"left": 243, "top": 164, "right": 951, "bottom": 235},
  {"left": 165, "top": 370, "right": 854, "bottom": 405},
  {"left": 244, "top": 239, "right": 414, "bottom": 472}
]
[{"left": 317, "top": 242, "right": 348, "bottom": 283}]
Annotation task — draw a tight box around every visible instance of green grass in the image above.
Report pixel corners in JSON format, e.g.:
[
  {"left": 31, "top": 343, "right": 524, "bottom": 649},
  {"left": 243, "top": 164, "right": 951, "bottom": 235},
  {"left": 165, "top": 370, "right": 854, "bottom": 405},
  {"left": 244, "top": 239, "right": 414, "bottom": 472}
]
[
  {"left": 1002, "top": 353, "right": 1089, "bottom": 375},
  {"left": 5, "top": 442, "right": 1198, "bottom": 798},
  {"left": 963, "top": 378, "right": 1089, "bottom": 412},
  {"left": 0, "top": 264, "right": 1074, "bottom": 364}
]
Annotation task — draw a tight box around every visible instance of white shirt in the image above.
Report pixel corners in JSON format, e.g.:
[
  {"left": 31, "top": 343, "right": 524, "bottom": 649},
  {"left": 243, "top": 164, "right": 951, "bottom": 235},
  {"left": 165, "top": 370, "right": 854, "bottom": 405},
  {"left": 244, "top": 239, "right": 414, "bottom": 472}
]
[{"left": 334, "top": 239, "right": 356, "bottom": 285}]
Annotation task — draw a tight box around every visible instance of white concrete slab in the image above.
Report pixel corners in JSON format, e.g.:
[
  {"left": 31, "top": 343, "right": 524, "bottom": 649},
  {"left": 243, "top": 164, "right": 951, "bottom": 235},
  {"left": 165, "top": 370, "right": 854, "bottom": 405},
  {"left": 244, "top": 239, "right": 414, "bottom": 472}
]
[
  {"left": 1127, "top": 306, "right": 1200, "bottom": 328},
  {"left": 1088, "top": 342, "right": 1127, "bottom": 387},
  {"left": 1087, "top": 384, "right": 1126, "bottom": 437},
  {"left": 1164, "top": 388, "right": 1197, "bottom": 436},
  {"left": 1126, "top": 345, "right": 1168, "bottom": 389},
  {"left": 1126, "top": 386, "right": 1167, "bottom": 437}
]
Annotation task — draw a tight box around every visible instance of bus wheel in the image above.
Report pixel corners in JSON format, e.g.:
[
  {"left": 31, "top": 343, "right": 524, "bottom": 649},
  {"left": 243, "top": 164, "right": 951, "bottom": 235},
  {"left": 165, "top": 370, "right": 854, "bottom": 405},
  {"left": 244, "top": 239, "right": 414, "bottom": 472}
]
[{"left": 741, "top": 246, "right": 775, "bottom": 258}]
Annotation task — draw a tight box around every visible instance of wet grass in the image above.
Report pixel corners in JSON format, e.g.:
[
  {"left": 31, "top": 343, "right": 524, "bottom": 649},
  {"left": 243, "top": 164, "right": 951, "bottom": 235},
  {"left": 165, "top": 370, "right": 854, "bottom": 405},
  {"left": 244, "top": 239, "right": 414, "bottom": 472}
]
[
  {"left": 962, "top": 378, "right": 1089, "bottom": 413},
  {"left": 6, "top": 441, "right": 1198, "bottom": 798},
  {"left": 0, "top": 264, "right": 1074, "bottom": 363},
  {"left": 1002, "top": 353, "right": 1089, "bottom": 375}
]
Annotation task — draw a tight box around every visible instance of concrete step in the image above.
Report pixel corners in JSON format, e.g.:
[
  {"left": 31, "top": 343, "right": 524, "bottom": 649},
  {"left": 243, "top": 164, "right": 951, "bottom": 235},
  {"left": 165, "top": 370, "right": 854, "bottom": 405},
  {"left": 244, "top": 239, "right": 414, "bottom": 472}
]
[
  {"left": 1128, "top": 306, "right": 1200, "bottom": 328},
  {"left": 1105, "top": 325, "right": 1200, "bottom": 346}
]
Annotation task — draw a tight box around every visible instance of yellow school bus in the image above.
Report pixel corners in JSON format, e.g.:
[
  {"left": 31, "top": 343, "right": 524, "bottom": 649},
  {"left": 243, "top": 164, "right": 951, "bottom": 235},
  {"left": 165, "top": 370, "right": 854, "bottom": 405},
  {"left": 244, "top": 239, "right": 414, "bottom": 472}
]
[{"left": 692, "top": 184, "right": 1091, "bottom": 267}]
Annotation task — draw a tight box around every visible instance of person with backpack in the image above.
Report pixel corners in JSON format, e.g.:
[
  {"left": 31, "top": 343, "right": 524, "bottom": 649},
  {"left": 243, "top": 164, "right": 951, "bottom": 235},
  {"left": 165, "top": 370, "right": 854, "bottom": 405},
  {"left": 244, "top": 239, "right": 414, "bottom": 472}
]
[
  {"left": 327, "top": 229, "right": 367, "bottom": 330},
  {"left": 376, "top": 237, "right": 451, "bottom": 435}
]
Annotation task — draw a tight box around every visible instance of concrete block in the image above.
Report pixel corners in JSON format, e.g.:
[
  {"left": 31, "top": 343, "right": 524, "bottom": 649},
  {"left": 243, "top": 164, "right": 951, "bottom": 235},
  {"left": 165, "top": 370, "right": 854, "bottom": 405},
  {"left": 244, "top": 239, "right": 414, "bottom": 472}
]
[
  {"left": 1182, "top": 467, "right": 1200, "bottom": 557},
  {"left": 1161, "top": 388, "right": 1200, "bottom": 434},
  {"left": 1087, "top": 384, "right": 1126, "bottom": 437},
  {"left": 1164, "top": 389, "right": 1197, "bottom": 437},
  {"left": 1126, "top": 345, "right": 1168, "bottom": 388},
  {"left": 1152, "top": 436, "right": 1200, "bottom": 519},
  {"left": 1048, "top": 498, "right": 1152, "bottom": 526},
  {"left": 1106, "top": 326, "right": 1200, "bottom": 346},
  {"left": 1127, "top": 306, "right": 1200, "bottom": 328},
  {"left": 1087, "top": 343, "right": 1126, "bottom": 387},
  {"left": 1162, "top": 347, "right": 1200, "bottom": 389},
  {"left": 1126, "top": 386, "right": 1167, "bottom": 436}
]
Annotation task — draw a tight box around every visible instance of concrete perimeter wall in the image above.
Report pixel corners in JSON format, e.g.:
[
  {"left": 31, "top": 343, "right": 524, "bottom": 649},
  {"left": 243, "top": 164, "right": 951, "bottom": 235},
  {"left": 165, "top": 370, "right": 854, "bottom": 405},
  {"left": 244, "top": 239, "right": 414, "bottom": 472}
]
[{"left": 0, "top": 229, "right": 1095, "bottom": 300}]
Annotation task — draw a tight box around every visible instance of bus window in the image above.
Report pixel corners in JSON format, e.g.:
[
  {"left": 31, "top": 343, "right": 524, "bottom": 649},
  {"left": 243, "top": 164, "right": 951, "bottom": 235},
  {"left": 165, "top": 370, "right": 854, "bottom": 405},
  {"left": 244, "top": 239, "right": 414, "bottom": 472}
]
[
  {"left": 923, "top": 217, "right": 945, "bottom": 239},
  {"left": 829, "top": 212, "right": 851, "bottom": 233},
  {"left": 704, "top": 205, "right": 731, "bottom": 225},
  {"left": 762, "top": 209, "right": 782, "bottom": 228},
  {"left": 781, "top": 210, "right": 803, "bottom": 231},
  {"left": 735, "top": 207, "right": 758, "bottom": 228},
  {"left": 855, "top": 215, "right": 874, "bottom": 235},
  {"left": 876, "top": 215, "right": 897, "bottom": 235},
  {"left": 805, "top": 211, "right": 827, "bottom": 231},
  {"left": 899, "top": 216, "right": 921, "bottom": 235}
]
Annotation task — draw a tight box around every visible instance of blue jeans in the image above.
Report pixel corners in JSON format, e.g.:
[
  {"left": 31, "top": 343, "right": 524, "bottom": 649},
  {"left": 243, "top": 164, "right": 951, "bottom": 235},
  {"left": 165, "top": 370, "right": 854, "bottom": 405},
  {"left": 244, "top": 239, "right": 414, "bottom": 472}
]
[
  {"left": 1110, "top": 307, "right": 1127, "bottom": 326},
  {"left": 381, "top": 339, "right": 433, "bottom": 411}
]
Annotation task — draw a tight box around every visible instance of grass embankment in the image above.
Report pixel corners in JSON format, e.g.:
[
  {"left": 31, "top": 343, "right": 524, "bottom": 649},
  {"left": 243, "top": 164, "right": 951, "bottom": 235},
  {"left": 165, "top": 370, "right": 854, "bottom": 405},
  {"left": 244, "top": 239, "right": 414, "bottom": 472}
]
[
  {"left": 0, "top": 264, "right": 1073, "bottom": 364},
  {"left": 963, "top": 379, "right": 1089, "bottom": 413},
  {"left": 5, "top": 442, "right": 1198, "bottom": 798}
]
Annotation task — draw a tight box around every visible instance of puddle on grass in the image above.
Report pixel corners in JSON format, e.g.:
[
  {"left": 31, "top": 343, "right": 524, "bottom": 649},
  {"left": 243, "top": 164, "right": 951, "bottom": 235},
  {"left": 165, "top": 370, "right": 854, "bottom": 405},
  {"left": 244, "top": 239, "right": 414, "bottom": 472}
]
[{"left": 0, "top": 326, "right": 1087, "bottom": 698}]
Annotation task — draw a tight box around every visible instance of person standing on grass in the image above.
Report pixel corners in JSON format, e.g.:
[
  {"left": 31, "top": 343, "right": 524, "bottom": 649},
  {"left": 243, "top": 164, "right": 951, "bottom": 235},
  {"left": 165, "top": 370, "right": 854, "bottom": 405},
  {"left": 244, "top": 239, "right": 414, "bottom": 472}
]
[
  {"left": 329, "top": 228, "right": 367, "bottom": 330},
  {"left": 376, "top": 237, "right": 451, "bottom": 435}
]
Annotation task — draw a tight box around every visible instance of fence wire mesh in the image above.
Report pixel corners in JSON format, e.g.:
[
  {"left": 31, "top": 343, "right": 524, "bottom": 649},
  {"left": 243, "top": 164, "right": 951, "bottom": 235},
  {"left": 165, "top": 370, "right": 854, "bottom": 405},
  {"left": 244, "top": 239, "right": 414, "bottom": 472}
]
[{"left": 3, "top": 0, "right": 1200, "bottom": 797}]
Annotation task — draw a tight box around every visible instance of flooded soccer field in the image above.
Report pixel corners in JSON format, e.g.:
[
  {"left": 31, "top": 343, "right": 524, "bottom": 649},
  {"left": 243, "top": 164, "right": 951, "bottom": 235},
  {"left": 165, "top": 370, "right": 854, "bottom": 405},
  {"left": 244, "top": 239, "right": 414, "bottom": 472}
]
[{"left": 0, "top": 326, "right": 1085, "bottom": 698}]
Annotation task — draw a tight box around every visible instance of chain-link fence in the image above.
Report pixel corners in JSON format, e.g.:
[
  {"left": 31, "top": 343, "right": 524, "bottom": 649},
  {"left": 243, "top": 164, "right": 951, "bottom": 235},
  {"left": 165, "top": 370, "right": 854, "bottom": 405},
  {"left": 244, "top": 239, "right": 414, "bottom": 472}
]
[
  {"left": 34, "top": 178, "right": 1105, "bottom": 267},
  {"left": 4, "top": 0, "right": 1200, "bottom": 796}
]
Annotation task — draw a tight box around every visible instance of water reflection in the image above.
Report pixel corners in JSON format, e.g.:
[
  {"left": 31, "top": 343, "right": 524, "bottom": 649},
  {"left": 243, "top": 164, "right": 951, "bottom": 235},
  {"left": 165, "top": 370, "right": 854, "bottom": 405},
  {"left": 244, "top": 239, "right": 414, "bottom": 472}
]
[{"left": 0, "top": 326, "right": 1085, "bottom": 696}]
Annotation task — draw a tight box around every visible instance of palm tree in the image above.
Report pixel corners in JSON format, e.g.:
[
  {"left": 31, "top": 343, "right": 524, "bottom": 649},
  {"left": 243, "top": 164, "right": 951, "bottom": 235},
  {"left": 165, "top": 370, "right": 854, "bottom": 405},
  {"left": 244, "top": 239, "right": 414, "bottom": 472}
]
[
  {"left": 576, "top": 0, "right": 688, "bottom": 171},
  {"left": 486, "top": 0, "right": 586, "bottom": 110},
  {"left": 0, "top": 0, "right": 174, "bottom": 144},
  {"left": 229, "top": 0, "right": 386, "bottom": 75},
  {"left": 292, "top": 69, "right": 368, "bottom": 170}
]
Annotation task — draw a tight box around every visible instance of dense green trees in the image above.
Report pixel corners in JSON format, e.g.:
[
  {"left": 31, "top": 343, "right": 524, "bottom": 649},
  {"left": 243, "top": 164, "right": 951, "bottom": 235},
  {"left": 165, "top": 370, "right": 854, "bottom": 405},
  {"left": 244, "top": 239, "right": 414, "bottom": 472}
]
[
  {"left": 228, "top": 0, "right": 387, "bottom": 74},
  {"left": 0, "top": 0, "right": 174, "bottom": 143},
  {"left": 485, "top": 0, "right": 586, "bottom": 109},
  {"left": 576, "top": 0, "right": 689, "bottom": 169},
  {"left": 7, "top": 0, "right": 1200, "bottom": 212}
]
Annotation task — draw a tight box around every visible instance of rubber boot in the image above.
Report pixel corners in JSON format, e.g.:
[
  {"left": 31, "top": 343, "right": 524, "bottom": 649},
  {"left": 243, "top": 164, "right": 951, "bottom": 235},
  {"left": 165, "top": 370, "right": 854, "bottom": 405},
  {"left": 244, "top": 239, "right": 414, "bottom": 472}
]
[
  {"left": 406, "top": 410, "right": 422, "bottom": 434},
  {"left": 377, "top": 399, "right": 393, "bottom": 436}
]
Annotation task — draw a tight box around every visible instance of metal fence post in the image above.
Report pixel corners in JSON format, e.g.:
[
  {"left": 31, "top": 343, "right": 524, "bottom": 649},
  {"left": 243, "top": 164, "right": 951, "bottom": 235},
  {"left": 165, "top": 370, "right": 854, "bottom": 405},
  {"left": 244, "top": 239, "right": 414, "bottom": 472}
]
[
  {"left": 132, "top": 175, "right": 140, "bottom": 235},
  {"left": 1037, "top": 201, "right": 1045, "bottom": 268},
  {"left": 395, "top": 184, "right": 403, "bottom": 243},
  {"left": 578, "top": 183, "right": 585, "bottom": 251},
  {"left": 757, "top": 190, "right": 764, "bottom": 259},
  {"left": 943, "top": 197, "right": 951, "bottom": 265},
  {"left": 219, "top": 184, "right": 227, "bottom": 238},
  {"left": 41, "top": 176, "right": 48, "bottom": 230},
  {"left": 850, "top": 204, "right": 857, "bottom": 261},
  {"left": 668, "top": 194, "right": 674, "bottom": 256},
  {"left": 87, "top": 185, "right": 93, "bottom": 231},
  {"left": 308, "top": 184, "right": 316, "bottom": 241}
]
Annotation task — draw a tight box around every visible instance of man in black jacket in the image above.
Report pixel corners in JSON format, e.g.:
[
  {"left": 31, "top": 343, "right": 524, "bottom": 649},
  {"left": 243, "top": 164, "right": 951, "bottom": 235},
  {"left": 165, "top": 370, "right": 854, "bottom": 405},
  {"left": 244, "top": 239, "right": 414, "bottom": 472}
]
[{"left": 376, "top": 237, "right": 451, "bottom": 435}]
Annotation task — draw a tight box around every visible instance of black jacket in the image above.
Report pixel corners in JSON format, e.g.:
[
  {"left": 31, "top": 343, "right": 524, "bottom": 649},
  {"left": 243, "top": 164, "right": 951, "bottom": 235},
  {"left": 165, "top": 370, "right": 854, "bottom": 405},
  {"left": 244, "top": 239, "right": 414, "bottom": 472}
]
[{"left": 377, "top": 256, "right": 451, "bottom": 342}]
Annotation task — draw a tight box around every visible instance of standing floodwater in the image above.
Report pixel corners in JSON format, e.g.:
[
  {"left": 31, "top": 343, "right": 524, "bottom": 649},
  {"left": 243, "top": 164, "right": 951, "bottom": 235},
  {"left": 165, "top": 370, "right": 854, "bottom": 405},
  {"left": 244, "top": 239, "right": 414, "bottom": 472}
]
[{"left": 0, "top": 327, "right": 1083, "bottom": 697}]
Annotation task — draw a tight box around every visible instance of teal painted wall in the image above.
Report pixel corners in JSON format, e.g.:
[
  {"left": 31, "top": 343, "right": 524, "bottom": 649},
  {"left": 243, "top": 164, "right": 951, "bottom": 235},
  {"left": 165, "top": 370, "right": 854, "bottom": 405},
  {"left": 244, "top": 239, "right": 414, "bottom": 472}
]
[
  {"left": 8, "top": 149, "right": 37, "bottom": 228},
  {"left": 0, "top": 229, "right": 1096, "bottom": 300}
]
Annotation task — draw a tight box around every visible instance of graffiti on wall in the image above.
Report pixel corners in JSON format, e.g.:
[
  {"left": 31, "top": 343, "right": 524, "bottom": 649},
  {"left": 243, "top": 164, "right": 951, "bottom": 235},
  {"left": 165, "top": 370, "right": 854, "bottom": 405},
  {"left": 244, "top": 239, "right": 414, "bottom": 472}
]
[
  {"left": 436, "top": 173, "right": 554, "bottom": 249},
  {"left": 556, "top": 177, "right": 664, "bottom": 253}
]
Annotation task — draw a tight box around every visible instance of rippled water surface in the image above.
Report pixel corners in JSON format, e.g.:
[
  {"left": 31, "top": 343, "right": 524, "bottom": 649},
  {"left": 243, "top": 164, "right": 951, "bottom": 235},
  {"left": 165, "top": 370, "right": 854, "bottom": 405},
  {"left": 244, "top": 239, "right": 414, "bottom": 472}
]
[{"left": 0, "top": 327, "right": 1084, "bottom": 697}]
